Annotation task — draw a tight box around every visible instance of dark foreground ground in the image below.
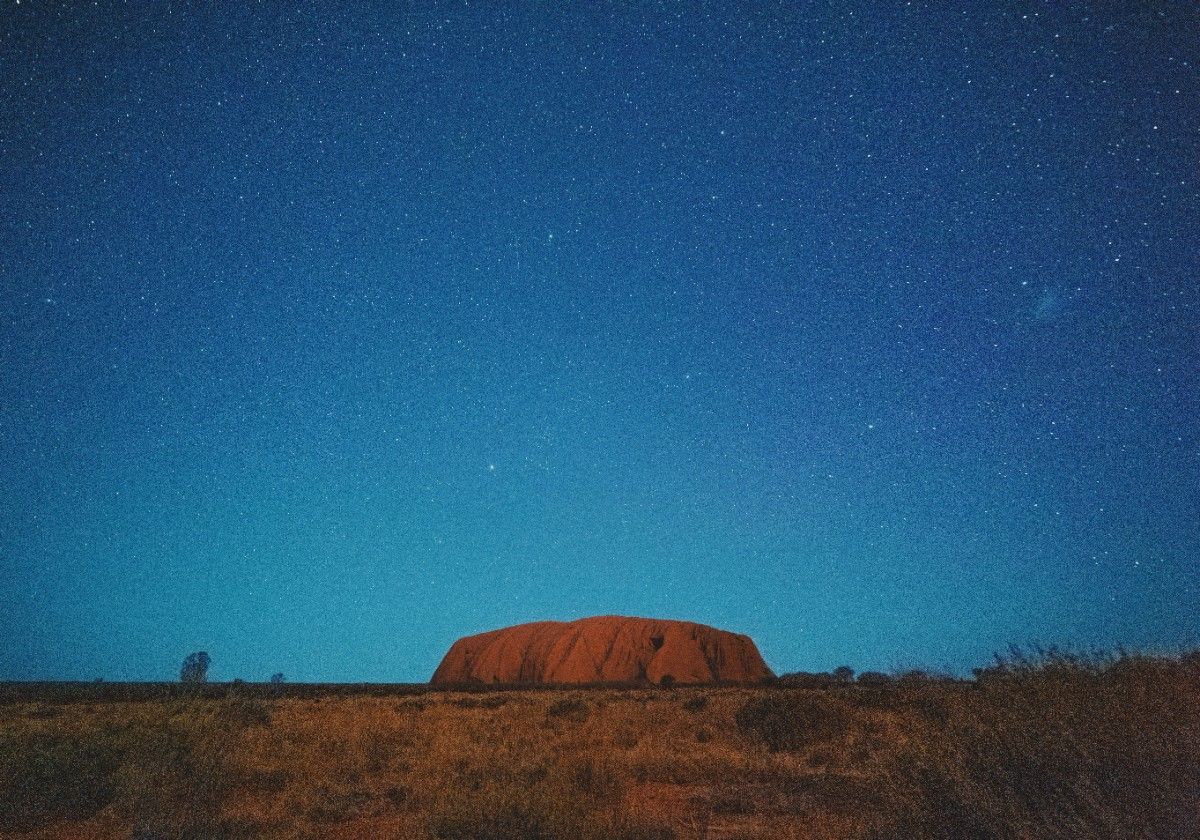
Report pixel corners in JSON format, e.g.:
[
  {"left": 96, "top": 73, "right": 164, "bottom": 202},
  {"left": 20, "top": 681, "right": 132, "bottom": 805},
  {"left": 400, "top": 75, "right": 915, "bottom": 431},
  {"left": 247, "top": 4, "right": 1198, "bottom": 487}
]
[{"left": 2, "top": 651, "right": 1198, "bottom": 839}]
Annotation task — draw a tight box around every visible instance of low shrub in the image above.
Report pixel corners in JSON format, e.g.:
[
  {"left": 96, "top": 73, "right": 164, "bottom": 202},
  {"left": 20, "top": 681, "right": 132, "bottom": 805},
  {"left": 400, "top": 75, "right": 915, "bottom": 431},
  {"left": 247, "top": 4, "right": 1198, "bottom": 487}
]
[
  {"left": 545, "top": 698, "right": 588, "bottom": 722},
  {"left": 735, "top": 693, "right": 853, "bottom": 752},
  {"left": 451, "top": 695, "right": 508, "bottom": 709},
  {"left": 561, "top": 756, "right": 619, "bottom": 800}
]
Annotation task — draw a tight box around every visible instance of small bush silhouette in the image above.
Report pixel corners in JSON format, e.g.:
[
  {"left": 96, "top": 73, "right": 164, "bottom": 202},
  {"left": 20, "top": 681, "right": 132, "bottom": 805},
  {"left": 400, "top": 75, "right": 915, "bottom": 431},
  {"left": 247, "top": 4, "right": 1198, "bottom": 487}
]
[
  {"left": 451, "top": 695, "right": 508, "bottom": 709},
  {"left": 681, "top": 695, "right": 708, "bottom": 712},
  {"left": 546, "top": 698, "right": 589, "bottom": 722},
  {"left": 735, "top": 694, "right": 853, "bottom": 752}
]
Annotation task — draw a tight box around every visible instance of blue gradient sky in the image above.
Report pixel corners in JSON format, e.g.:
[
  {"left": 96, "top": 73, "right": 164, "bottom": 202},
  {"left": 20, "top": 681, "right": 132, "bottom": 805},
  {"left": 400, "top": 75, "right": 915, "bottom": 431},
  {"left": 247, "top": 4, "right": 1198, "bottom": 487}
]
[{"left": 2, "top": 2, "right": 1197, "bottom": 682}]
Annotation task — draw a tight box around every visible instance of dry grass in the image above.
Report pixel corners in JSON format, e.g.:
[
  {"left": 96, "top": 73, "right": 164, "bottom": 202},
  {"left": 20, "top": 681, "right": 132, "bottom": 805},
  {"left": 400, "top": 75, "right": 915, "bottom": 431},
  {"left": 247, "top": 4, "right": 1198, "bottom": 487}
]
[{"left": 1, "top": 651, "right": 1197, "bottom": 839}]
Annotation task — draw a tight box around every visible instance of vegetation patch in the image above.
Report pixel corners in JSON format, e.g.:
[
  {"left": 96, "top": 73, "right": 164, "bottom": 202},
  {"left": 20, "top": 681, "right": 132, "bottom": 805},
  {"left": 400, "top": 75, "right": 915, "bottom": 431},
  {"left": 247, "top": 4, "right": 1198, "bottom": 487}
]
[
  {"left": 0, "top": 731, "right": 123, "bottom": 831},
  {"left": 545, "top": 697, "right": 589, "bottom": 722},
  {"left": 1, "top": 648, "right": 1194, "bottom": 839},
  {"left": 866, "top": 650, "right": 1200, "bottom": 839},
  {"left": 735, "top": 693, "right": 853, "bottom": 752}
]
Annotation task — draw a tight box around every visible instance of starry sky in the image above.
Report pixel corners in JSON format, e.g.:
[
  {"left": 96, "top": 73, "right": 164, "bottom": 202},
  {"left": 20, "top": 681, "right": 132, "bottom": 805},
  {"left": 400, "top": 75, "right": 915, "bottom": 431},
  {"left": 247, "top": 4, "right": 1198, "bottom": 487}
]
[{"left": 2, "top": 2, "right": 1197, "bottom": 682}]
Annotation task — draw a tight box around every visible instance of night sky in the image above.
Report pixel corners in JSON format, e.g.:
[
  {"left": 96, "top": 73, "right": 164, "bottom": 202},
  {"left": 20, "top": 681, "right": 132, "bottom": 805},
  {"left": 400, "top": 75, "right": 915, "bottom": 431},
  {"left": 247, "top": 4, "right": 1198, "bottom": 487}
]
[{"left": 2, "top": 2, "right": 1197, "bottom": 683}]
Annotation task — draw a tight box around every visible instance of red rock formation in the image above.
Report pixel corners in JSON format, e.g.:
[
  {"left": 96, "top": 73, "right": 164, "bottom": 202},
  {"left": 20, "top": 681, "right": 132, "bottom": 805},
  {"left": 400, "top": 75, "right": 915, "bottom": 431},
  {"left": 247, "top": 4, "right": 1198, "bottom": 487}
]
[{"left": 430, "top": 615, "right": 774, "bottom": 685}]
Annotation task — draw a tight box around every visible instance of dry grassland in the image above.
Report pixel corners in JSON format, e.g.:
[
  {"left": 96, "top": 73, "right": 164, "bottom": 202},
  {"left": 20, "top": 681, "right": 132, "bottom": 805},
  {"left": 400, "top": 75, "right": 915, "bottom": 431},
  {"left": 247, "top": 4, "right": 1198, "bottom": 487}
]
[{"left": 2, "top": 651, "right": 1197, "bottom": 839}]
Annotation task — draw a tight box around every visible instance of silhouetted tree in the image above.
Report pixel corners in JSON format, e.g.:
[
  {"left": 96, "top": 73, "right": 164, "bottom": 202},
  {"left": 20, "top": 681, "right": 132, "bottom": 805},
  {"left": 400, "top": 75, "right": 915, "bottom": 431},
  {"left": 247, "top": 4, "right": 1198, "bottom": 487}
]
[
  {"left": 270, "top": 673, "right": 285, "bottom": 685},
  {"left": 180, "top": 651, "right": 210, "bottom": 683},
  {"left": 833, "top": 665, "right": 855, "bottom": 684}
]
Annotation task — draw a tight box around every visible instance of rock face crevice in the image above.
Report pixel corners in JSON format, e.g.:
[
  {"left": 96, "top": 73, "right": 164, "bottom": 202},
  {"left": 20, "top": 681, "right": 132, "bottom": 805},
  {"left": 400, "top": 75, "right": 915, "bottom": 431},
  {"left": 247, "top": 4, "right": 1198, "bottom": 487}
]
[{"left": 430, "top": 615, "right": 774, "bottom": 685}]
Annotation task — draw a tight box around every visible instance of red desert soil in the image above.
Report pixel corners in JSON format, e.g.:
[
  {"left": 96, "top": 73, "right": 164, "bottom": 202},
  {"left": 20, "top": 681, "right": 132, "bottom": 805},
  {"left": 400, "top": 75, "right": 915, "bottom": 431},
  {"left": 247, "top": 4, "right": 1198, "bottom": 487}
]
[{"left": 431, "top": 615, "right": 774, "bottom": 685}]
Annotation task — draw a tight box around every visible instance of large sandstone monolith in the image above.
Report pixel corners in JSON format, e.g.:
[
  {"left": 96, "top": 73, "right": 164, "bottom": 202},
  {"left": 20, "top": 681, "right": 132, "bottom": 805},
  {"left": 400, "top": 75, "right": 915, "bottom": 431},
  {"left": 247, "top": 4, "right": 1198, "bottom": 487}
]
[{"left": 430, "top": 615, "right": 774, "bottom": 686}]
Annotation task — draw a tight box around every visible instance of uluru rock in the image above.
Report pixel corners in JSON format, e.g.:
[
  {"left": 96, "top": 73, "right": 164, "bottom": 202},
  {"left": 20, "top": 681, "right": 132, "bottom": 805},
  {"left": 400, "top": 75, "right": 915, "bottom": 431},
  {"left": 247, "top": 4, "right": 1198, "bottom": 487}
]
[{"left": 430, "top": 615, "right": 774, "bottom": 686}]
